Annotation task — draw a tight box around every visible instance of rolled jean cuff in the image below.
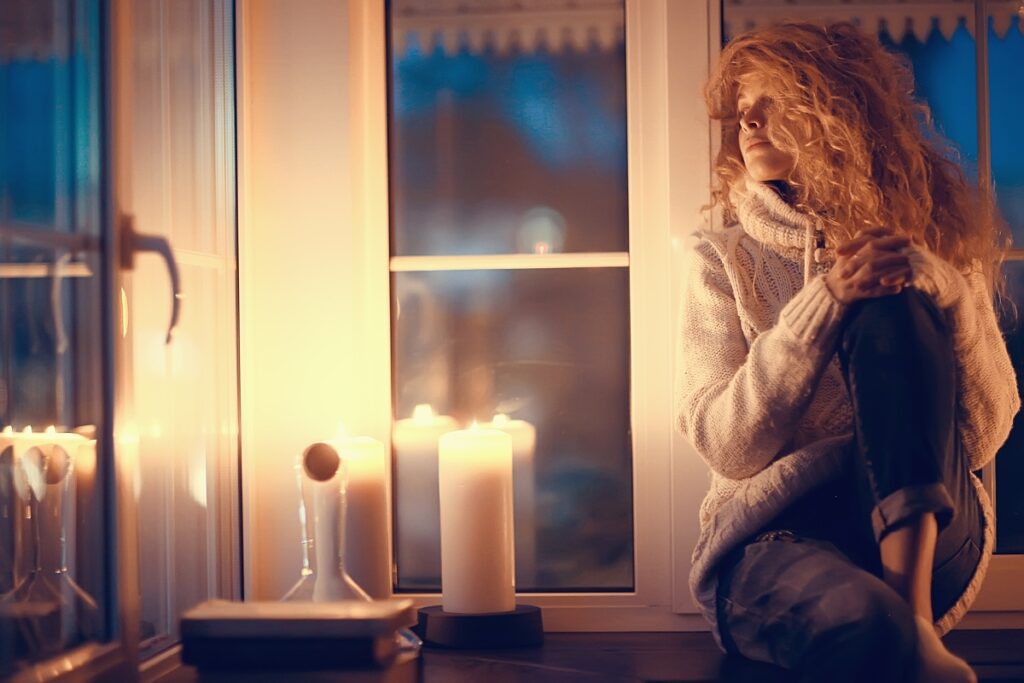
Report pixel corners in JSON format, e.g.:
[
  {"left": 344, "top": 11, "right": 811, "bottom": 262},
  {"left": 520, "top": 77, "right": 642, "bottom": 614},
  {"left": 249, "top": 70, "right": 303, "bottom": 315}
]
[{"left": 870, "top": 483, "right": 956, "bottom": 542}]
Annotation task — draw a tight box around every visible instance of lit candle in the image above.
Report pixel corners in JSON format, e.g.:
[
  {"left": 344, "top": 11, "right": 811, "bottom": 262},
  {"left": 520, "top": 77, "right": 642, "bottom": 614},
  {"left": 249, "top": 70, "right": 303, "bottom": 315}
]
[
  {"left": 12, "top": 426, "right": 85, "bottom": 501},
  {"left": 484, "top": 414, "right": 537, "bottom": 587},
  {"left": 391, "top": 404, "right": 458, "bottom": 586},
  {"left": 438, "top": 424, "right": 515, "bottom": 614},
  {"left": 333, "top": 433, "right": 390, "bottom": 599}
]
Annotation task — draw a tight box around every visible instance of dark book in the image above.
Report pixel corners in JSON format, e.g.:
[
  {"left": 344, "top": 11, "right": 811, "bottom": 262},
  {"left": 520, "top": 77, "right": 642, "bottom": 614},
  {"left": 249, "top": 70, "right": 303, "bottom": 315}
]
[{"left": 180, "top": 599, "right": 416, "bottom": 671}]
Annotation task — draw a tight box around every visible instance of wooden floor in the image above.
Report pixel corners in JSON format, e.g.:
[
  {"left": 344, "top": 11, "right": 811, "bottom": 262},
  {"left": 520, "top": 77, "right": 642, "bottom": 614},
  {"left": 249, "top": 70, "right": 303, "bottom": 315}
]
[{"left": 171, "top": 630, "right": 1024, "bottom": 682}]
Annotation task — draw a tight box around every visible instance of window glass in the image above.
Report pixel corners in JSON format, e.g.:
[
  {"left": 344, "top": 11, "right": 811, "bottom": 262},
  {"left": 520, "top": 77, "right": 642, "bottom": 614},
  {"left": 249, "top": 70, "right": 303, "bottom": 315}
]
[
  {"left": 392, "top": 268, "right": 633, "bottom": 590},
  {"left": 1, "top": 0, "right": 108, "bottom": 671},
  {"left": 127, "top": 0, "right": 239, "bottom": 655},
  {"left": 989, "top": 15, "right": 1024, "bottom": 243},
  {"left": 388, "top": 0, "right": 634, "bottom": 592},
  {"left": 390, "top": 13, "right": 627, "bottom": 256},
  {"left": 991, "top": 14, "right": 1024, "bottom": 553}
]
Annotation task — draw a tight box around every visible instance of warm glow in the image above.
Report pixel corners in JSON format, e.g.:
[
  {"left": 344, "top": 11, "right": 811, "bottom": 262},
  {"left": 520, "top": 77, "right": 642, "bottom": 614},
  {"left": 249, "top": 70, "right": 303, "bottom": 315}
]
[
  {"left": 45, "top": 425, "right": 57, "bottom": 435},
  {"left": 533, "top": 241, "right": 550, "bottom": 254},
  {"left": 470, "top": 420, "right": 480, "bottom": 430},
  {"left": 492, "top": 414, "right": 509, "bottom": 426},
  {"left": 23, "top": 426, "right": 32, "bottom": 435},
  {"left": 116, "top": 420, "right": 142, "bottom": 500},
  {"left": 76, "top": 440, "right": 98, "bottom": 480},
  {"left": 412, "top": 403, "right": 435, "bottom": 425},
  {"left": 2, "top": 426, "right": 11, "bottom": 436}
]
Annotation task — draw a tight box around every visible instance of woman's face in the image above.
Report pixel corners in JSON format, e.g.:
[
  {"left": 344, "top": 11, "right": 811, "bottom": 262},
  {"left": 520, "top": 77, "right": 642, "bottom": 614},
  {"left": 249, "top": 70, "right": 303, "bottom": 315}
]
[{"left": 735, "top": 77, "right": 795, "bottom": 182}]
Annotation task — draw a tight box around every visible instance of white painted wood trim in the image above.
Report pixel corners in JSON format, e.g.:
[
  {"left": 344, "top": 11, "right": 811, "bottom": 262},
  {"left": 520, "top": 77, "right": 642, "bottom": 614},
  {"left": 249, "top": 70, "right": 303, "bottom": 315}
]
[{"left": 390, "top": 253, "right": 629, "bottom": 271}]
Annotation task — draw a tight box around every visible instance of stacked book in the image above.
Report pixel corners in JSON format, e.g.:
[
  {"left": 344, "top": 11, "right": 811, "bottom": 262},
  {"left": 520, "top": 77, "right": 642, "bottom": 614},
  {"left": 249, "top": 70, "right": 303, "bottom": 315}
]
[{"left": 180, "top": 599, "right": 418, "bottom": 682}]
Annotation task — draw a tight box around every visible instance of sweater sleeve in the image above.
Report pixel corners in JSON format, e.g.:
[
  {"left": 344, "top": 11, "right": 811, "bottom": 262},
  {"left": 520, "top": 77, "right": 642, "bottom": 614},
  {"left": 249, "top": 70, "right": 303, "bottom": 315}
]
[
  {"left": 675, "top": 239, "right": 847, "bottom": 480},
  {"left": 908, "top": 247, "right": 1021, "bottom": 470}
]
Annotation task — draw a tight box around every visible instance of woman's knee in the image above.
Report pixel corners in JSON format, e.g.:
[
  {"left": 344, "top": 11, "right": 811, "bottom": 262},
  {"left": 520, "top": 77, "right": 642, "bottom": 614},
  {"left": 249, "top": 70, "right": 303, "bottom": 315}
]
[{"left": 840, "top": 288, "right": 948, "bottom": 360}]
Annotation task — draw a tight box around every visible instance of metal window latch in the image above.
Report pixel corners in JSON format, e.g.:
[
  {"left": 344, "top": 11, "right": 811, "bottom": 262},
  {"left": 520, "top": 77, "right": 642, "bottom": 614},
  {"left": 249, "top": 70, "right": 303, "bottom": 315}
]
[{"left": 119, "top": 214, "right": 182, "bottom": 344}]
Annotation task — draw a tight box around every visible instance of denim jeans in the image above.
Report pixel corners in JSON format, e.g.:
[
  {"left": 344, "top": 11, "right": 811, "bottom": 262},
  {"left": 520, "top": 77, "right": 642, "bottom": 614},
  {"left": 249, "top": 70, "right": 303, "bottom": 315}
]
[{"left": 715, "top": 289, "right": 984, "bottom": 683}]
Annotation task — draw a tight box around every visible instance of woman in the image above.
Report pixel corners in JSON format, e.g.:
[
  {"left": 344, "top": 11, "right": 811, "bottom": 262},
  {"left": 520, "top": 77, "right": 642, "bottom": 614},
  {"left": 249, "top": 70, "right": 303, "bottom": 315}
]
[{"left": 677, "top": 21, "right": 1019, "bottom": 683}]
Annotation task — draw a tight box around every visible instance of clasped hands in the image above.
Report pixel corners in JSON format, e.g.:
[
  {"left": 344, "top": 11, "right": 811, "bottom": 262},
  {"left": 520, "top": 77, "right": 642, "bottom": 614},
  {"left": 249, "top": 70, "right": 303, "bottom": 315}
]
[{"left": 824, "top": 227, "right": 919, "bottom": 305}]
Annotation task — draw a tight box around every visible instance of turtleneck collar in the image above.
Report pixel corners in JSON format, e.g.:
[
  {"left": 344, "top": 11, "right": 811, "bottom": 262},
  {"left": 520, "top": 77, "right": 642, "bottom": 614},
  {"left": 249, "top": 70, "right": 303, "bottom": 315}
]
[
  {"left": 731, "top": 175, "right": 831, "bottom": 285},
  {"left": 732, "top": 176, "right": 815, "bottom": 249}
]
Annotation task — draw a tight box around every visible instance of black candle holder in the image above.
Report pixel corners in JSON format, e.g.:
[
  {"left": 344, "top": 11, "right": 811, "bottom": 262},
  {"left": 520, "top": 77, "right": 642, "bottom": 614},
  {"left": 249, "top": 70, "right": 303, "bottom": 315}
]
[{"left": 415, "top": 604, "right": 543, "bottom": 649}]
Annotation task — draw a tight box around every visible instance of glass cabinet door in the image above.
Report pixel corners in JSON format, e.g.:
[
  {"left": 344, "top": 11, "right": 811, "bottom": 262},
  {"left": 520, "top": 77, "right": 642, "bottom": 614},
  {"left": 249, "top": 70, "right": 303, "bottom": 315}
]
[
  {"left": 1, "top": 0, "right": 240, "bottom": 677},
  {"left": 119, "top": 0, "right": 240, "bottom": 658},
  {"left": 1, "top": 0, "right": 112, "bottom": 673}
]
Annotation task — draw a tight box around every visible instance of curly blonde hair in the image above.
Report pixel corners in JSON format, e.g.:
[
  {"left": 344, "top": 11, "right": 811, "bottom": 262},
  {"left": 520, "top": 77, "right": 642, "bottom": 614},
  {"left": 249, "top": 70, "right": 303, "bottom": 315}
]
[{"left": 706, "top": 21, "right": 1008, "bottom": 293}]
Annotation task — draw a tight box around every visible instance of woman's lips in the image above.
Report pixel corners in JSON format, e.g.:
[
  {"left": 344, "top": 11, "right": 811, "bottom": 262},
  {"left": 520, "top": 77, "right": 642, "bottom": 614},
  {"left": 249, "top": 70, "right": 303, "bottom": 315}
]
[{"left": 744, "top": 140, "right": 771, "bottom": 152}]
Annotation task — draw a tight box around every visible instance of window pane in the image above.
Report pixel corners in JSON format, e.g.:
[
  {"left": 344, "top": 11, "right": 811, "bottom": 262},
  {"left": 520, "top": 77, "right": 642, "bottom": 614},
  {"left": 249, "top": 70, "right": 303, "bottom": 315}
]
[
  {"left": 990, "top": 14, "right": 1024, "bottom": 243},
  {"left": 389, "top": 5, "right": 627, "bottom": 256},
  {"left": 1, "top": 0, "right": 108, "bottom": 671},
  {"left": 392, "top": 268, "right": 633, "bottom": 591},
  {"left": 878, "top": 24, "right": 979, "bottom": 185},
  {"left": 996, "top": 262, "right": 1024, "bottom": 554}
]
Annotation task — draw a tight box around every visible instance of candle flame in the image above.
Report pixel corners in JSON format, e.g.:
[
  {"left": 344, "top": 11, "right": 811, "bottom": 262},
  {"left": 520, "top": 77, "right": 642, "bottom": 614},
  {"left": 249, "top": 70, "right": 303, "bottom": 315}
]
[
  {"left": 23, "top": 426, "right": 33, "bottom": 435},
  {"left": 45, "top": 425, "right": 57, "bottom": 435},
  {"left": 492, "top": 413, "right": 509, "bottom": 426},
  {"left": 412, "top": 404, "right": 435, "bottom": 425},
  {"left": 470, "top": 420, "right": 480, "bottom": 430},
  {"left": 2, "top": 426, "right": 11, "bottom": 435}
]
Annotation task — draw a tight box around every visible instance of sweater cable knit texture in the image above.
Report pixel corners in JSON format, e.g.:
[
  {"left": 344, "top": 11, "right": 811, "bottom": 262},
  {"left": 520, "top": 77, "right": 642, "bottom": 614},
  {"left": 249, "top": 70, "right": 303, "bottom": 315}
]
[{"left": 677, "top": 178, "right": 1020, "bottom": 651}]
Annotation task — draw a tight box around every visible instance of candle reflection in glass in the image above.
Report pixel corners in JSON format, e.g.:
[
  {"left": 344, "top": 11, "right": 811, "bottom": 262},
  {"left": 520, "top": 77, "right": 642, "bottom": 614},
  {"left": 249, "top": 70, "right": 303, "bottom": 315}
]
[{"left": 392, "top": 404, "right": 457, "bottom": 587}]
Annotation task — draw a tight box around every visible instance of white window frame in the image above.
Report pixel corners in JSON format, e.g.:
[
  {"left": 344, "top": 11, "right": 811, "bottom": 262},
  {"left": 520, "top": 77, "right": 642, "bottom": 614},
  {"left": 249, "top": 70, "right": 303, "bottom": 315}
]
[{"left": 237, "top": 0, "right": 1024, "bottom": 632}]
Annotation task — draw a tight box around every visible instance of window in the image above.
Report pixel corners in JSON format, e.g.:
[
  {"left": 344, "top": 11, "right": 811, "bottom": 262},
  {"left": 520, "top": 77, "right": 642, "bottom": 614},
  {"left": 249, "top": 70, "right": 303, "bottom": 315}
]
[{"left": 387, "top": 0, "right": 634, "bottom": 593}]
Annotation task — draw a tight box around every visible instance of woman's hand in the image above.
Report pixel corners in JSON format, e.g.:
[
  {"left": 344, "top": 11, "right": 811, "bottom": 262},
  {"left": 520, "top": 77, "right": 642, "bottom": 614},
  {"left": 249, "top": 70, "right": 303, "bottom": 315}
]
[{"left": 824, "top": 227, "right": 913, "bottom": 305}]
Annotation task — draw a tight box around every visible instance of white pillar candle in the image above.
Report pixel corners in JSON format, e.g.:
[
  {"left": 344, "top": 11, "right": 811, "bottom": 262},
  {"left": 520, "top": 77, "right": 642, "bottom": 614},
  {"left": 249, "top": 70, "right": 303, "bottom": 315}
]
[
  {"left": 485, "top": 414, "right": 537, "bottom": 588},
  {"left": 391, "top": 404, "right": 458, "bottom": 586},
  {"left": 438, "top": 425, "right": 515, "bottom": 614},
  {"left": 302, "top": 442, "right": 346, "bottom": 602},
  {"left": 12, "top": 426, "right": 85, "bottom": 501},
  {"left": 334, "top": 435, "right": 391, "bottom": 599}
]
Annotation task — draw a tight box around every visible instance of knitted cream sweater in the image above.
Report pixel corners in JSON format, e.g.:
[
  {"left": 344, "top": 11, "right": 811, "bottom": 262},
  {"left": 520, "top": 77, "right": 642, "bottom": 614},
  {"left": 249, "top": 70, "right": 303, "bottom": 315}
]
[{"left": 677, "top": 178, "right": 1020, "bottom": 649}]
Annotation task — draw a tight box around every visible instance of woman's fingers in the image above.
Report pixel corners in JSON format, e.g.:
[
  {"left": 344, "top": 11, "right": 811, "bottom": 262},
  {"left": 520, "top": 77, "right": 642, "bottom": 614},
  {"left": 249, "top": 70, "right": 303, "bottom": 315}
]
[
  {"left": 855, "top": 265, "right": 912, "bottom": 290},
  {"left": 863, "top": 252, "right": 910, "bottom": 273}
]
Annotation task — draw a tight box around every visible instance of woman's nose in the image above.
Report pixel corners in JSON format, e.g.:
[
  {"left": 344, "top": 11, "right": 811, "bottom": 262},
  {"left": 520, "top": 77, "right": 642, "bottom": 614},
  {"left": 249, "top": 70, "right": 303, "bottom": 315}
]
[{"left": 740, "top": 110, "right": 762, "bottom": 132}]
